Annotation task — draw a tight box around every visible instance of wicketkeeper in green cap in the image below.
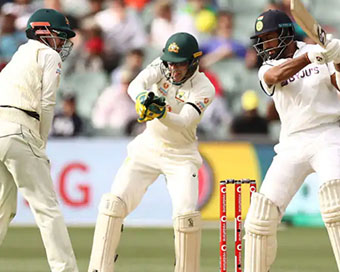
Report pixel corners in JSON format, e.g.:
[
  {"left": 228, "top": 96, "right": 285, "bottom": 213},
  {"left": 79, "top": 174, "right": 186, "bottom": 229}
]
[{"left": 88, "top": 32, "right": 215, "bottom": 272}]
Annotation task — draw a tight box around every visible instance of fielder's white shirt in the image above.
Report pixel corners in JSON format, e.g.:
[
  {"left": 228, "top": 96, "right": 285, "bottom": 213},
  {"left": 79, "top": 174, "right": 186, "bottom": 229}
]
[
  {"left": 128, "top": 57, "right": 215, "bottom": 146},
  {"left": 259, "top": 41, "right": 340, "bottom": 141},
  {"left": 0, "top": 39, "right": 62, "bottom": 145}
]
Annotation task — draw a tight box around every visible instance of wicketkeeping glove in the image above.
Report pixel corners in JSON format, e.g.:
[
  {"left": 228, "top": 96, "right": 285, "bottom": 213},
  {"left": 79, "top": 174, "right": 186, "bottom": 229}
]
[{"left": 135, "top": 91, "right": 167, "bottom": 123}]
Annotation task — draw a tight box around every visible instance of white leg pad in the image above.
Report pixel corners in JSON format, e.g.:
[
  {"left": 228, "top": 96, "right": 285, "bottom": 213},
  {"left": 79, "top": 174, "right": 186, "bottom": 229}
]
[
  {"left": 244, "top": 193, "right": 280, "bottom": 272},
  {"left": 88, "top": 193, "right": 127, "bottom": 272},
  {"left": 173, "top": 211, "right": 201, "bottom": 272},
  {"left": 319, "top": 179, "right": 340, "bottom": 271}
]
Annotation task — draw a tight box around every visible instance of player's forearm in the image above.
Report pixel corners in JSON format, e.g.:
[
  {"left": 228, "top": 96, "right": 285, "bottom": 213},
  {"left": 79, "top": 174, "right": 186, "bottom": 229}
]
[
  {"left": 128, "top": 63, "right": 162, "bottom": 102},
  {"left": 127, "top": 78, "right": 148, "bottom": 102},
  {"left": 40, "top": 105, "right": 54, "bottom": 148},
  {"left": 160, "top": 105, "right": 199, "bottom": 130},
  {"left": 334, "top": 69, "right": 340, "bottom": 91},
  {"left": 334, "top": 63, "right": 340, "bottom": 72},
  {"left": 264, "top": 54, "right": 310, "bottom": 85}
]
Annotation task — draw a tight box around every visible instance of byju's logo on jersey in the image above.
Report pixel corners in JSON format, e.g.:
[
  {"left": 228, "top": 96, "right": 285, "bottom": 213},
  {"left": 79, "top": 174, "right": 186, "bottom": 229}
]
[{"left": 281, "top": 66, "right": 319, "bottom": 87}]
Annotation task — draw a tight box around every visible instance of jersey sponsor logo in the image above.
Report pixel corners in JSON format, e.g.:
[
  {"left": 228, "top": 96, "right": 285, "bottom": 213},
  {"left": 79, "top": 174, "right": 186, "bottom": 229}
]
[
  {"left": 281, "top": 66, "right": 320, "bottom": 87},
  {"left": 158, "top": 87, "right": 168, "bottom": 96},
  {"left": 188, "top": 218, "right": 194, "bottom": 227},
  {"left": 195, "top": 101, "right": 206, "bottom": 111}
]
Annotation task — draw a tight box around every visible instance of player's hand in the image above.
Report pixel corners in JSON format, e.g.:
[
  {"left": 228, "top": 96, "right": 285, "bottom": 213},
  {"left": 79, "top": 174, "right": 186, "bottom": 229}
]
[
  {"left": 324, "top": 39, "right": 340, "bottom": 64},
  {"left": 135, "top": 91, "right": 167, "bottom": 123},
  {"left": 135, "top": 91, "right": 153, "bottom": 119},
  {"left": 307, "top": 50, "right": 328, "bottom": 65},
  {"left": 138, "top": 101, "right": 167, "bottom": 123}
]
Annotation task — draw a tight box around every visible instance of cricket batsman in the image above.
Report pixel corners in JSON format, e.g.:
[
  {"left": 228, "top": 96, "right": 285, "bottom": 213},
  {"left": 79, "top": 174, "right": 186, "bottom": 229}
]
[
  {"left": 88, "top": 32, "right": 215, "bottom": 272},
  {"left": 0, "top": 9, "right": 79, "bottom": 271},
  {"left": 244, "top": 9, "right": 340, "bottom": 271}
]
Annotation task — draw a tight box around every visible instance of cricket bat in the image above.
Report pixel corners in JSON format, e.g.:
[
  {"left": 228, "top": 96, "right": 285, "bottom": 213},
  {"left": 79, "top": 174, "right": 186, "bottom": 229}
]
[{"left": 290, "top": 0, "right": 328, "bottom": 48}]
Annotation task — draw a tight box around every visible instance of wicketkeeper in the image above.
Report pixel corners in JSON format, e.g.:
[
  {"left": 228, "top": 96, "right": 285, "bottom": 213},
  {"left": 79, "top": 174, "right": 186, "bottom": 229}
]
[
  {"left": 244, "top": 9, "right": 340, "bottom": 272},
  {"left": 88, "top": 32, "right": 215, "bottom": 272}
]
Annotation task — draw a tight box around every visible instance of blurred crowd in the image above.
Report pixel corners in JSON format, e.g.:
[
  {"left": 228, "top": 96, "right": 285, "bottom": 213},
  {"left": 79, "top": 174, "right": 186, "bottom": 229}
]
[{"left": 0, "top": 0, "right": 339, "bottom": 141}]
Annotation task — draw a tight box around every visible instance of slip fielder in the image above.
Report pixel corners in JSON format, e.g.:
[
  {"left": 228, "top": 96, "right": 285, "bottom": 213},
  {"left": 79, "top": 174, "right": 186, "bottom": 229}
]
[
  {"left": 88, "top": 32, "right": 215, "bottom": 272},
  {"left": 0, "top": 9, "right": 78, "bottom": 272},
  {"left": 244, "top": 9, "right": 340, "bottom": 272}
]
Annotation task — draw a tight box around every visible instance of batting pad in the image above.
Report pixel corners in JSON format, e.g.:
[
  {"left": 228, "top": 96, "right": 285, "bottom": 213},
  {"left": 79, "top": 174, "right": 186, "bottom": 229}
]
[
  {"left": 244, "top": 193, "right": 280, "bottom": 272},
  {"left": 173, "top": 211, "right": 202, "bottom": 272},
  {"left": 88, "top": 193, "right": 127, "bottom": 272},
  {"left": 319, "top": 179, "right": 340, "bottom": 271}
]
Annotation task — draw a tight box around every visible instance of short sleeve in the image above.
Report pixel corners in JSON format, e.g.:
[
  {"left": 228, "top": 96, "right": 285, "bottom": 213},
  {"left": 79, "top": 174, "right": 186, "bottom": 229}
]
[
  {"left": 326, "top": 61, "right": 336, "bottom": 75},
  {"left": 258, "top": 58, "right": 288, "bottom": 96}
]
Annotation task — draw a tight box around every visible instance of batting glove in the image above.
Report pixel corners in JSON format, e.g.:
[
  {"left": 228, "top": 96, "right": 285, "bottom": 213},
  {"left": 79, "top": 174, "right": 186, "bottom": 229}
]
[
  {"left": 324, "top": 39, "right": 340, "bottom": 64},
  {"left": 307, "top": 50, "right": 328, "bottom": 65}
]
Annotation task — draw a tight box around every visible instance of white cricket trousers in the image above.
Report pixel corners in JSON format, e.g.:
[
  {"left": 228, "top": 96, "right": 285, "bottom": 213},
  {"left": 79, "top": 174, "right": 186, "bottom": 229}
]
[
  {"left": 0, "top": 121, "right": 78, "bottom": 272},
  {"left": 111, "top": 132, "right": 203, "bottom": 217},
  {"left": 260, "top": 122, "right": 340, "bottom": 214}
]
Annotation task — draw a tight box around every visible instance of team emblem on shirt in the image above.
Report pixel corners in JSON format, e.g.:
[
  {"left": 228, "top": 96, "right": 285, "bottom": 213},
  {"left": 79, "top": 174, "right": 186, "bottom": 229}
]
[
  {"left": 163, "top": 82, "right": 169, "bottom": 89},
  {"left": 168, "top": 42, "right": 179, "bottom": 53},
  {"left": 175, "top": 90, "right": 185, "bottom": 102},
  {"left": 204, "top": 98, "right": 209, "bottom": 104}
]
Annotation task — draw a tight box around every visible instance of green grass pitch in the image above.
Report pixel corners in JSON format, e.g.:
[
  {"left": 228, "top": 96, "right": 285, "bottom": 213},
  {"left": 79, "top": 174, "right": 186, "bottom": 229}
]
[{"left": 0, "top": 225, "right": 336, "bottom": 271}]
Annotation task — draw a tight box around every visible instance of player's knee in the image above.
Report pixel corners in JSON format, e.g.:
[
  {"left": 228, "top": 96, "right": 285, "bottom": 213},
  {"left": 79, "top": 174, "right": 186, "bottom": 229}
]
[
  {"left": 245, "top": 193, "right": 280, "bottom": 235},
  {"left": 173, "top": 211, "right": 201, "bottom": 232},
  {"left": 319, "top": 179, "right": 340, "bottom": 224},
  {"left": 99, "top": 193, "right": 128, "bottom": 219},
  {"left": 172, "top": 201, "right": 198, "bottom": 219}
]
